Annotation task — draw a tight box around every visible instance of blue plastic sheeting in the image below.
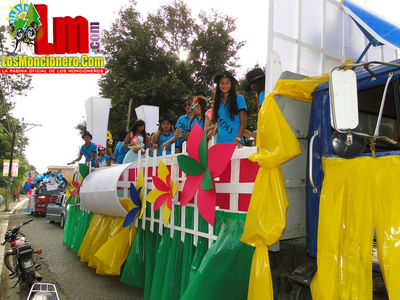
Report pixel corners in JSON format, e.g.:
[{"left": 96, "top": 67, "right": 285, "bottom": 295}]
[{"left": 343, "top": 0, "right": 400, "bottom": 49}]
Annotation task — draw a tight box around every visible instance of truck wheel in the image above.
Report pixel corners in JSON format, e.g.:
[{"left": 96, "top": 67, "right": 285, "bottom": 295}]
[{"left": 60, "top": 215, "right": 65, "bottom": 229}]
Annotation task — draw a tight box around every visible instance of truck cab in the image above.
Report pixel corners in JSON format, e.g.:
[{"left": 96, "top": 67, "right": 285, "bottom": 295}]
[{"left": 273, "top": 60, "right": 400, "bottom": 299}]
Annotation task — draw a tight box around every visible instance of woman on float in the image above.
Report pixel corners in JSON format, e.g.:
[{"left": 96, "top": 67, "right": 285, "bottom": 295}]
[
  {"left": 122, "top": 120, "right": 150, "bottom": 163},
  {"left": 210, "top": 70, "right": 247, "bottom": 146}
]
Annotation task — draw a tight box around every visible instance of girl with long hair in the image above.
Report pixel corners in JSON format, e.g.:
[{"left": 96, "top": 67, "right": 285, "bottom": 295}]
[
  {"left": 210, "top": 71, "right": 247, "bottom": 145},
  {"left": 122, "top": 119, "right": 150, "bottom": 163}
]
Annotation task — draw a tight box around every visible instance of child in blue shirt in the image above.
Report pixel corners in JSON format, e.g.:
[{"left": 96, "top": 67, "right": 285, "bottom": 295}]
[
  {"left": 68, "top": 131, "right": 97, "bottom": 167},
  {"left": 153, "top": 116, "right": 178, "bottom": 156},
  {"left": 96, "top": 146, "right": 111, "bottom": 167},
  {"left": 211, "top": 71, "right": 247, "bottom": 145},
  {"left": 188, "top": 96, "right": 207, "bottom": 131}
]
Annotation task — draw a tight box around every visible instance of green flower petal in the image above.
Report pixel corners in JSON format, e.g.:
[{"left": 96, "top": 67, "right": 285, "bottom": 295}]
[
  {"left": 79, "top": 164, "right": 89, "bottom": 178},
  {"left": 198, "top": 133, "right": 208, "bottom": 170},
  {"left": 201, "top": 169, "right": 213, "bottom": 191},
  {"left": 177, "top": 154, "right": 203, "bottom": 176}
]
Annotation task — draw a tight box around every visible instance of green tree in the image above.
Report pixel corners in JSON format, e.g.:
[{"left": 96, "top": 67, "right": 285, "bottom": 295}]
[
  {"left": 99, "top": 1, "right": 244, "bottom": 137},
  {"left": 0, "top": 25, "right": 33, "bottom": 202}
]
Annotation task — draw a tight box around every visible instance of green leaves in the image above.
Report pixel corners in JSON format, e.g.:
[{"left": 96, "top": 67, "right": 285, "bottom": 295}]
[
  {"left": 98, "top": 1, "right": 243, "bottom": 137},
  {"left": 198, "top": 134, "right": 207, "bottom": 170},
  {"left": 177, "top": 155, "right": 203, "bottom": 176}
]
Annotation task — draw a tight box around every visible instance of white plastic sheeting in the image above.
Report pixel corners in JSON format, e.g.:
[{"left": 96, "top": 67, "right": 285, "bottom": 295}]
[
  {"left": 86, "top": 97, "right": 111, "bottom": 148},
  {"left": 135, "top": 105, "right": 159, "bottom": 134},
  {"left": 80, "top": 163, "right": 133, "bottom": 217}
]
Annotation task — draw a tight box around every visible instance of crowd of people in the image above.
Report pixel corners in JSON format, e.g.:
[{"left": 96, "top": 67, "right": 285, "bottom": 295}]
[{"left": 68, "top": 68, "right": 266, "bottom": 167}]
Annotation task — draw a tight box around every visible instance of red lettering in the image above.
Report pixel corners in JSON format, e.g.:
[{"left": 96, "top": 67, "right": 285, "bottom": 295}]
[{"left": 34, "top": 4, "right": 89, "bottom": 55}]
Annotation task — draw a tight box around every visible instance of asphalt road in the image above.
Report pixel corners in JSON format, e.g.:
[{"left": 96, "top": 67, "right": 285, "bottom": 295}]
[{"left": 1, "top": 201, "right": 144, "bottom": 300}]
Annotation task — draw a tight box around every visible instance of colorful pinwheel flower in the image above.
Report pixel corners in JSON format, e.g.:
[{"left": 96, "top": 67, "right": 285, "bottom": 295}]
[
  {"left": 123, "top": 183, "right": 143, "bottom": 229},
  {"left": 177, "top": 124, "right": 236, "bottom": 226},
  {"left": 68, "top": 164, "right": 89, "bottom": 204},
  {"left": 144, "top": 161, "right": 178, "bottom": 226}
]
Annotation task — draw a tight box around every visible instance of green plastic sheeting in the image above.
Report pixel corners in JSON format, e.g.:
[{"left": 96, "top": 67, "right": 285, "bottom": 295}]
[
  {"left": 121, "top": 208, "right": 253, "bottom": 299},
  {"left": 63, "top": 203, "right": 92, "bottom": 253},
  {"left": 120, "top": 219, "right": 146, "bottom": 288}
]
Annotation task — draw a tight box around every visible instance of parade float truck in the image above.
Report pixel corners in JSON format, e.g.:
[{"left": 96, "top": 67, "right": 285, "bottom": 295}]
[{"left": 60, "top": 58, "right": 400, "bottom": 300}]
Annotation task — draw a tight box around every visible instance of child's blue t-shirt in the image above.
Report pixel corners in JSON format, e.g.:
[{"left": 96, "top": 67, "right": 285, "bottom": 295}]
[
  {"left": 114, "top": 141, "right": 129, "bottom": 164},
  {"left": 80, "top": 142, "right": 97, "bottom": 167},
  {"left": 158, "top": 131, "right": 175, "bottom": 156},
  {"left": 259, "top": 91, "right": 265, "bottom": 108},
  {"left": 176, "top": 114, "right": 191, "bottom": 148},
  {"left": 97, "top": 155, "right": 111, "bottom": 167},
  {"left": 216, "top": 94, "right": 247, "bottom": 144},
  {"left": 188, "top": 117, "right": 204, "bottom": 131}
]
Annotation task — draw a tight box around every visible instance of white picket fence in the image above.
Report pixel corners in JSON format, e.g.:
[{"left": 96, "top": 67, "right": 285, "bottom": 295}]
[{"left": 116, "top": 142, "right": 257, "bottom": 247}]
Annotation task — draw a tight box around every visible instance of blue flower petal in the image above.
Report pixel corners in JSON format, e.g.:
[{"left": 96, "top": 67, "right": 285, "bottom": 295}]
[
  {"left": 129, "top": 184, "right": 142, "bottom": 208},
  {"left": 123, "top": 207, "right": 140, "bottom": 228}
]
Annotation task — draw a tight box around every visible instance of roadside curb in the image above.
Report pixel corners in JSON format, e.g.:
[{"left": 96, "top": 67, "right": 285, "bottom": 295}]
[{"left": 0, "top": 198, "right": 29, "bottom": 288}]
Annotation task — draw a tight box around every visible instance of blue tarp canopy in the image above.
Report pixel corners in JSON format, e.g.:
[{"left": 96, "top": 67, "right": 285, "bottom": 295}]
[{"left": 343, "top": 0, "right": 400, "bottom": 49}]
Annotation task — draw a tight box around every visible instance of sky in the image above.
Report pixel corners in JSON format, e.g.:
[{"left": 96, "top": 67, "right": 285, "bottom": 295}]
[{"left": 1, "top": 0, "right": 399, "bottom": 173}]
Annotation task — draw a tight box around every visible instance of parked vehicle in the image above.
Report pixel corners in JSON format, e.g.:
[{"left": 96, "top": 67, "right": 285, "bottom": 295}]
[
  {"left": 33, "top": 187, "right": 66, "bottom": 217},
  {"left": 1, "top": 219, "right": 43, "bottom": 288},
  {"left": 27, "top": 283, "right": 60, "bottom": 300},
  {"left": 46, "top": 195, "right": 68, "bottom": 229}
]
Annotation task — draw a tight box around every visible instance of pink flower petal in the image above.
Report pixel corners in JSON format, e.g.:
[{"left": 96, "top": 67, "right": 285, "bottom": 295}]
[
  {"left": 152, "top": 176, "right": 169, "bottom": 192},
  {"left": 197, "top": 186, "right": 217, "bottom": 226},
  {"left": 154, "top": 193, "right": 170, "bottom": 211},
  {"left": 208, "top": 143, "right": 236, "bottom": 178},
  {"left": 180, "top": 174, "right": 203, "bottom": 206},
  {"left": 187, "top": 124, "right": 204, "bottom": 164}
]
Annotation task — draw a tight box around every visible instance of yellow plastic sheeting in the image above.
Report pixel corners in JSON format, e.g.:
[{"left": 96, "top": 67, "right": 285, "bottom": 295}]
[
  {"left": 78, "top": 213, "right": 128, "bottom": 275},
  {"left": 274, "top": 74, "right": 328, "bottom": 103},
  {"left": 311, "top": 156, "right": 400, "bottom": 300},
  {"left": 95, "top": 225, "right": 136, "bottom": 275},
  {"left": 241, "top": 91, "right": 301, "bottom": 300}
]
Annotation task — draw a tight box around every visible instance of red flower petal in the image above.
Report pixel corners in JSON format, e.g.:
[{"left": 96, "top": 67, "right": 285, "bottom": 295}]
[
  {"left": 207, "top": 143, "right": 236, "bottom": 178},
  {"left": 152, "top": 176, "right": 169, "bottom": 192},
  {"left": 70, "top": 189, "right": 78, "bottom": 197},
  {"left": 167, "top": 195, "right": 172, "bottom": 210},
  {"left": 180, "top": 174, "right": 203, "bottom": 206},
  {"left": 154, "top": 193, "right": 170, "bottom": 211},
  {"left": 71, "top": 181, "right": 79, "bottom": 188},
  {"left": 187, "top": 124, "right": 204, "bottom": 164},
  {"left": 166, "top": 173, "right": 171, "bottom": 190},
  {"left": 197, "top": 186, "right": 217, "bottom": 226}
]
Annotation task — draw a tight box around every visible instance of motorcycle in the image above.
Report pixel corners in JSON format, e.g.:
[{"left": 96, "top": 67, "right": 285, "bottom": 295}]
[{"left": 1, "top": 219, "right": 43, "bottom": 288}]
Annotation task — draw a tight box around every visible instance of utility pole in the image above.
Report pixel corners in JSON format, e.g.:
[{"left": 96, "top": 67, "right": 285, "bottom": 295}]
[{"left": 4, "top": 130, "right": 16, "bottom": 212}]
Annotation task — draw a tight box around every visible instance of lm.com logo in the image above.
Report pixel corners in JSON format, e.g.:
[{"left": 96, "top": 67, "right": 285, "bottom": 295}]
[{"left": 3, "top": 1, "right": 105, "bottom": 74}]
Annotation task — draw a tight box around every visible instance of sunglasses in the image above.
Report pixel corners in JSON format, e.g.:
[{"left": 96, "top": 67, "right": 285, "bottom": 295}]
[{"left": 184, "top": 102, "right": 192, "bottom": 107}]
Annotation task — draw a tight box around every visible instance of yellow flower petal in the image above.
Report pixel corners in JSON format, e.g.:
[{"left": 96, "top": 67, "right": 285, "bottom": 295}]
[
  {"left": 162, "top": 203, "right": 171, "bottom": 226},
  {"left": 144, "top": 189, "right": 165, "bottom": 204},
  {"left": 157, "top": 161, "right": 169, "bottom": 184},
  {"left": 136, "top": 169, "right": 144, "bottom": 200}
]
